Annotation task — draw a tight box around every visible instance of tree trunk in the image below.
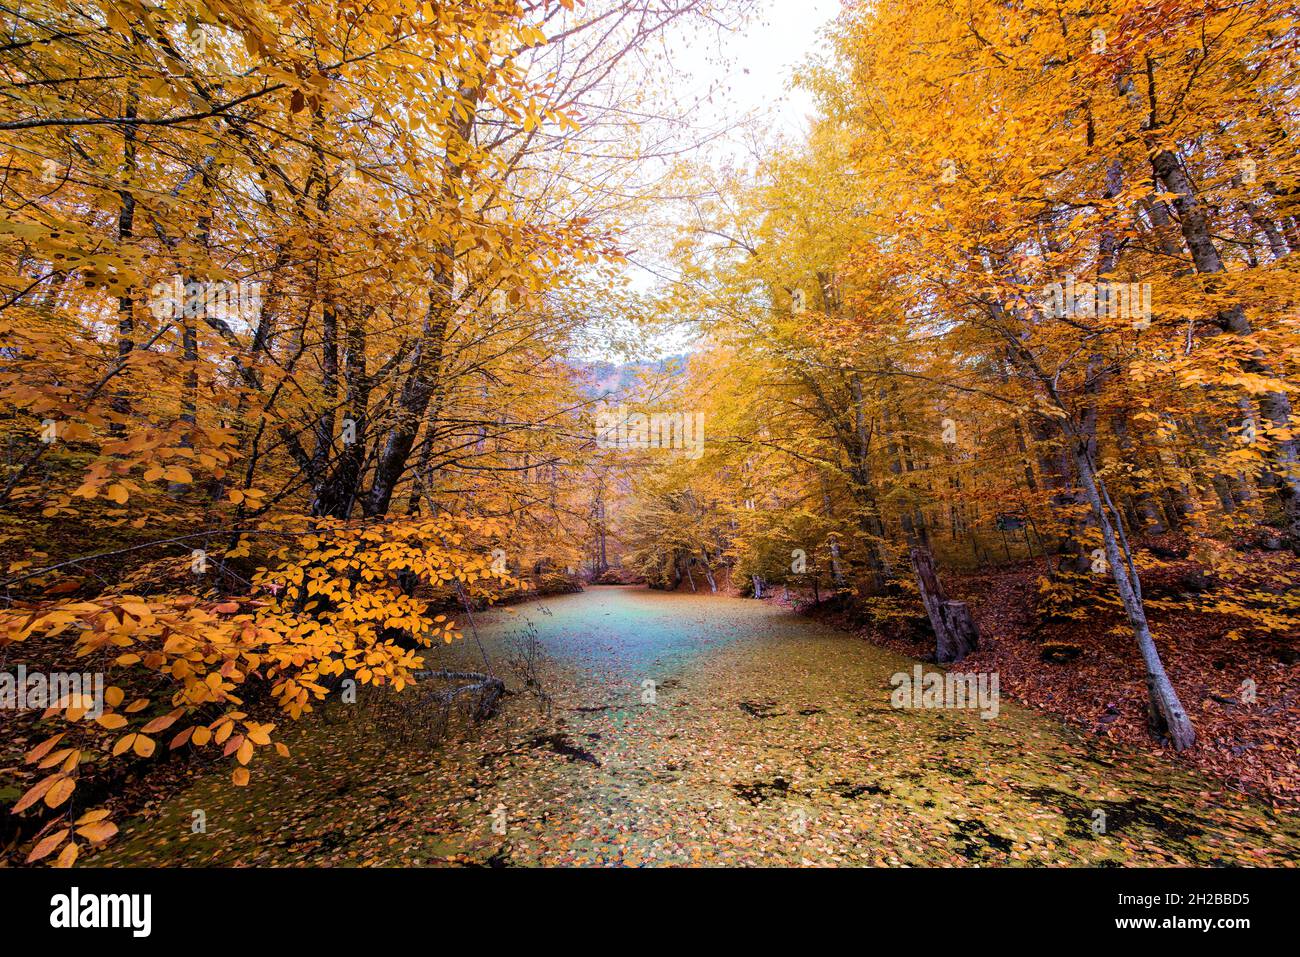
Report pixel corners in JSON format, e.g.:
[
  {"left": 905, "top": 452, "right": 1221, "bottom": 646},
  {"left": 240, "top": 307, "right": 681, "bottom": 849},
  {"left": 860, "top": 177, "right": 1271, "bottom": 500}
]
[
  {"left": 908, "top": 546, "right": 978, "bottom": 663},
  {"left": 1073, "top": 444, "right": 1196, "bottom": 750},
  {"left": 111, "top": 91, "right": 138, "bottom": 434},
  {"left": 362, "top": 87, "right": 477, "bottom": 518},
  {"left": 820, "top": 483, "right": 847, "bottom": 588},
  {"left": 1151, "top": 144, "right": 1300, "bottom": 549}
]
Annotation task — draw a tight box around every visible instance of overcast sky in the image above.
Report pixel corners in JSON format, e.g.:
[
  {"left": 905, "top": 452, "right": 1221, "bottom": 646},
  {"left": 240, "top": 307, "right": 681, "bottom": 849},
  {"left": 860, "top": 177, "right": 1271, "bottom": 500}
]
[
  {"left": 681, "top": 0, "right": 841, "bottom": 138},
  {"left": 574, "top": 0, "right": 843, "bottom": 361}
]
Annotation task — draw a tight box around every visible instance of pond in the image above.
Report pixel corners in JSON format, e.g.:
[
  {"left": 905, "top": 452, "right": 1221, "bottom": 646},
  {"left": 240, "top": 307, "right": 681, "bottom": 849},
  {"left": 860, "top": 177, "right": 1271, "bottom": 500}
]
[{"left": 99, "top": 586, "right": 1299, "bottom": 866}]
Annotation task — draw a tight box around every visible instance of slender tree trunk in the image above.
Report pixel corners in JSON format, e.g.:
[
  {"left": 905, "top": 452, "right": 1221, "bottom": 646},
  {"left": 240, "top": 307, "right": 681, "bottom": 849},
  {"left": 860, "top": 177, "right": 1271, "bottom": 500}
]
[
  {"left": 111, "top": 91, "right": 137, "bottom": 434},
  {"left": 1073, "top": 442, "right": 1196, "bottom": 749},
  {"left": 820, "top": 483, "right": 847, "bottom": 588}
]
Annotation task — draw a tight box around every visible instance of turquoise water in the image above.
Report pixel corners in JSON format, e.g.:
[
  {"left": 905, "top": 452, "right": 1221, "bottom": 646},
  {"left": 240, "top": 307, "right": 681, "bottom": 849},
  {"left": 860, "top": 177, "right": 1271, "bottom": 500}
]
[{"left": 99, "top": 586, "right": 1300, "bottom": 866}]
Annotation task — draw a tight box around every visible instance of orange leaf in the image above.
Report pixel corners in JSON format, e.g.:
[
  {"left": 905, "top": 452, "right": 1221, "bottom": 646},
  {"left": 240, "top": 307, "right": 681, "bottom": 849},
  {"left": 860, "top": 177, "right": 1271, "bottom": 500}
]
[
  {"left": 75, "top": 821, "right": 118, "bottom": 844},
  {"left": 13, "top": 776, "right": 56, "bottom": 814},
  {"left": 24, "top": 732, "right": 65, "bottom": 764},
  {"left": 140, "top": 709, "right": 181, "bottom": 734},
  {"left": 54, "top": 841, "right": 79, "bottom": 868},
  {"left": 37, "top": 747, "right": 73, "bottom": 769},
  {"left": 43, "top": 776, "right": 75, "bottom": 808},
  {"left": 26, "top": 828, "right": 69, "bottom": 863},
  {"left": 247, "top": 724, "right": 272, "bottom": 746}
]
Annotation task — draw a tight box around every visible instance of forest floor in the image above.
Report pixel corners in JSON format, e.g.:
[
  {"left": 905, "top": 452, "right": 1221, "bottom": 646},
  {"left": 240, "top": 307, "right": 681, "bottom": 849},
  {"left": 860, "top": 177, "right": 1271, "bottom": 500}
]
[
  {"left": 93, "top": 586, "right": 1298, "bottom": 867},
  {"left": 821, "top": 555, "right": 1300, "bottom": 809}
]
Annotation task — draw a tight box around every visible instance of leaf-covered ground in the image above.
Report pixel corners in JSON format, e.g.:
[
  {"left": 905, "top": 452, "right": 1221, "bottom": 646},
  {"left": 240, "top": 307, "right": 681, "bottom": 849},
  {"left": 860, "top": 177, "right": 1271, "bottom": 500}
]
[
  {"left": 98, "top": 587, "right": 1299, "bottom": 866},
  {"left": 832, "top": 556, "right": 1300, "bottom": 807}
]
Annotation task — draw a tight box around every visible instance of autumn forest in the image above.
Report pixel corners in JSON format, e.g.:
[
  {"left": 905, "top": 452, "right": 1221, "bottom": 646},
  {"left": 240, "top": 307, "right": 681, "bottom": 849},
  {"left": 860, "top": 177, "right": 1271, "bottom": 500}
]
[{"left": 0, "top": 0, "right": 1298, "bottom": 888}]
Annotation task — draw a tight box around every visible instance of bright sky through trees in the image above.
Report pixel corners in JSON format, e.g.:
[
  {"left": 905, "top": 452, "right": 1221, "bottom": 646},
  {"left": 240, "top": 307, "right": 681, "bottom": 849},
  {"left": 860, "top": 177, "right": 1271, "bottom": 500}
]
[{"left": 1, "top": 0, "right": 1297, "bottom": 879}]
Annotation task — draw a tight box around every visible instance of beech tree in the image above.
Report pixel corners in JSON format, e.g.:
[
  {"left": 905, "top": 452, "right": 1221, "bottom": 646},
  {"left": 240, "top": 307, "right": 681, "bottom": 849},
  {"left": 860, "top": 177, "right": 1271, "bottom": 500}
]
[
  {"left": 634, "top": 0, "right": 1299, "bottom": 752},
  {"left": 0, "top": 0, "right": 736, "bottom": 865}
]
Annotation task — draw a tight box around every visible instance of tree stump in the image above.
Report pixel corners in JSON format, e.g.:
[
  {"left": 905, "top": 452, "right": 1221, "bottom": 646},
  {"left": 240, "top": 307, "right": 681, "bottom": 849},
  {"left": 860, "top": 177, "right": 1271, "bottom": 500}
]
[{"left": 909, "top": 546, "right": 979, "bottom": 663}]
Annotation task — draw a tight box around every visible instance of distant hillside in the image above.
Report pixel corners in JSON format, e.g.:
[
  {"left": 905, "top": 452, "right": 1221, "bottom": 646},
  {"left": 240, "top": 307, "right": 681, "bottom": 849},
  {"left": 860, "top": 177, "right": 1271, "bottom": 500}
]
[{"left": 569, "top": 355, "right": 688, "bottom": 400}]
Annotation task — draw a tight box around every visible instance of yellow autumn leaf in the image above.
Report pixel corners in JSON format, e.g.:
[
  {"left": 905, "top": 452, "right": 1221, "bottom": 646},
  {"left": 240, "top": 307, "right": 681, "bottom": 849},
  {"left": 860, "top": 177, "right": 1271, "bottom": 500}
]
[
  {"left": 247, "top": 724, "right": 272, "bottom": 746},
  {"left": 43, "top": 776, "right": 75, "bottom": 808},
  {"left": 75, "top": 821, "right": 119, "bottom": 844},
  {"left": 55, "top": 842, "right": 79, "bottom": 868}
]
